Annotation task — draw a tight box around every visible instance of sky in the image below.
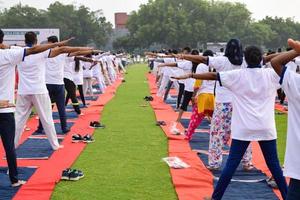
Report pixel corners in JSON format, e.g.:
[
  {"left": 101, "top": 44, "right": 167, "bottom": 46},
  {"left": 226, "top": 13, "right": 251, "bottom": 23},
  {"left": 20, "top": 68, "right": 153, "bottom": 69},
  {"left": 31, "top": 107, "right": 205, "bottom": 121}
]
[{"left": 1, "top": 0, "right": 300, "bottom": 26}]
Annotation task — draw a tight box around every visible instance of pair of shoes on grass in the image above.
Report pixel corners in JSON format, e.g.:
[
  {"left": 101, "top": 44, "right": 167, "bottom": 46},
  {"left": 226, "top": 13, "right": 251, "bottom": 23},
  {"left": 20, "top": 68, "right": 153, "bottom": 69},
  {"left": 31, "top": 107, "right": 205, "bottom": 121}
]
[
  {"left": 144, "top": 96, "right": 153, "bottom": 101},
  {"left": 90, "top": 121, "right": 106, "bottom": 129},
  {"left": 61, "top": 168, "right": 84, "bottom": 181},
  {"left": 72, "top": 134, "right": 95, "bottom": 143}
]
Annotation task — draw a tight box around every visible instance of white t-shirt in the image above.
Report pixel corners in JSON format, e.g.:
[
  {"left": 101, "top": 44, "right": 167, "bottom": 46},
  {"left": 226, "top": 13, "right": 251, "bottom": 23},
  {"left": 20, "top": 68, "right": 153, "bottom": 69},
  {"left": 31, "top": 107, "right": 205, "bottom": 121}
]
[
  {"left": 83, "top": 62, "right": 93, "bottom": 78},
  {"left": 286, "top": 61, "right": 298, "bottom": 72},
  {"left": 281, "top": 68, "right": 300, "bottom": 180},
  {"left": 0, "top": 48, "right": 26, "bottom": 113},
  {"left": 64, "top": 56, "right": 75, "bottom": 81},
  {"left": 208, "top": 56, "right": 246, "bottom": 103},
  {"left": 219, "top": 67, "right": 280, "bottom": 141},
  {"left": 177, "top": 60, "right": 195, "bottom": 92},
  {"left": 73, "top": 61, "right": 83, "bottom": 85},
  {"left": 45, "top": 53, "right": 66, "bottom": 85},
  {"left": 17, "top": 48, "right": 51, "bottom": 95},
  {"left": 196, "top": 63, "right": 215, "bottom": 95}
]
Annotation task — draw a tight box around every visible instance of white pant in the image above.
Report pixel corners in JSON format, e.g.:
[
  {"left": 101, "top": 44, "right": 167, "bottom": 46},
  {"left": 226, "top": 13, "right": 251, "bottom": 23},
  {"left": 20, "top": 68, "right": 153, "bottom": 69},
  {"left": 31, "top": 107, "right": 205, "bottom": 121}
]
[
  {"left": 83, "top": 78, "right": 93, "bottom": 96},
  {"left": 15, "top": 94, "right": 60, "bottom": 150}
]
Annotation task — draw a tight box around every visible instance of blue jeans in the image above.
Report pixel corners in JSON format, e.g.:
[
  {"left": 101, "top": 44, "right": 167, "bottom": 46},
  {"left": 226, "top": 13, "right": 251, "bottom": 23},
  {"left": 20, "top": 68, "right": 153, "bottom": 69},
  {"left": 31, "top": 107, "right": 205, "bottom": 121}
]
[
  {"left": 0, "top": 113, "right": 18, "bottom": 183},
  {"left": 287, "top": 178, "right": 300, "bottom": 200},
  {"left": 212, "top": 139, "right": 287, "bottom": 200},
  {"left": 37, "top": 84, "right": 67, "bottom": 132}
]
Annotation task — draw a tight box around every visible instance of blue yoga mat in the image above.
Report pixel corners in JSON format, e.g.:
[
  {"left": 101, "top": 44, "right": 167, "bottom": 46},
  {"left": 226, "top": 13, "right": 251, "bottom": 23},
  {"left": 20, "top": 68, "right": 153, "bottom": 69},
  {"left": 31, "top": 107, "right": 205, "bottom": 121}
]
[
  {"left": 165, "top": 99, "right": 177, "bottom": 104},
  {"left": 15, "top": 138, "right": 62, "bottom": 159},
  {"left": 0, "top": 167, "right": 36, "bottom": 200},
  {"left": 189, "top": 130, "right": 278, "bottom": 200},
  {"left": 52, "top": 111, "right": 78, "bottom": 120},
  {"left": 77, "top": 96, "right": 98, "bottom": 101},
  {"left": 31, "top": 122, "right": 74, "bottom": 136},
  {"left": 84, "top": 96, "right": 99, "bottom": 101},
  {"left": 65, "top": 103, "right": 89, "bottom": 109},
  {"left": 180, "top": 118, "right": 210, "bottom": 129},
  {"left": 170, "top": 104, "right": 193, "bottom": 112}
]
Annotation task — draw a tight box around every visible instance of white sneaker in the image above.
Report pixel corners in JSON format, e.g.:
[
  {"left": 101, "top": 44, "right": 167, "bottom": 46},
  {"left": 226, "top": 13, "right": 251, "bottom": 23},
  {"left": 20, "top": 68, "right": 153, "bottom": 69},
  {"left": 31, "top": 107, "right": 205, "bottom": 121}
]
[{"left": 12, "top": 180, "right": 26, "bottom": 187}]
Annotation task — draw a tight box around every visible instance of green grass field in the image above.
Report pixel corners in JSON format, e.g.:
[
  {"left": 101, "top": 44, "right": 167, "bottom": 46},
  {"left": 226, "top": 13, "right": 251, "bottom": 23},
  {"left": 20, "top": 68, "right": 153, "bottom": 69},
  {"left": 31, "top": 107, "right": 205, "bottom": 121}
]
[
  {"left": 275, "top": 113, "right": 288, "bottom": 164},
  {"left": 51, "top": 64, "right": 288, "bottom": 199},
  {"left": 51, "top": 64, "right": 177, "bottom": 200}
]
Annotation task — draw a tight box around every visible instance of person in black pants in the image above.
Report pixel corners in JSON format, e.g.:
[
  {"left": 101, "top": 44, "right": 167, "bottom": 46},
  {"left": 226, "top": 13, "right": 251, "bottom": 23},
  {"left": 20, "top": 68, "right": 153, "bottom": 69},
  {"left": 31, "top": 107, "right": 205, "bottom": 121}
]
[
  {"left": 36, "top": 84, "right": 69, "bottom": 133},
  {"left": 0, "top": 113, "right": 19, "bottom": 185},
  {"left": 64, "top": 78, "right": 81, "bottom": 114},
  {"left": 0, "top": 29, "right": 74, "bottom": 186}
]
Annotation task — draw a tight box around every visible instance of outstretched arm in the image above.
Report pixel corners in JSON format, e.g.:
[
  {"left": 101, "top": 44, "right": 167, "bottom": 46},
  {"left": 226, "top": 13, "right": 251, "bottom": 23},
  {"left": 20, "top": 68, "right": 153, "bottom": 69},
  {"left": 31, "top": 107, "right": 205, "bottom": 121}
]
[
  {"left": 25, "top": 37, "right": 74, "bottom": 56},
  {"left": 271, "top": 39, "right": 300, "bottom": 76},
  {"left": 69, "top": 49, "right": 102, "bottom": 57},
  {"left": 171, "top": 72, "right": 217, "bottom": 80},
  {"left": 75, "top": 56, "right": 95, "bottom": 63},
  {"left": 174, "top": 54, "right": 208, "bottom": 64},
  {"left": 157, "top": 62, "right": 177, "bottom": 68},
  {"left": 49, "top": 46, "right": 93, "bottom": 58}
]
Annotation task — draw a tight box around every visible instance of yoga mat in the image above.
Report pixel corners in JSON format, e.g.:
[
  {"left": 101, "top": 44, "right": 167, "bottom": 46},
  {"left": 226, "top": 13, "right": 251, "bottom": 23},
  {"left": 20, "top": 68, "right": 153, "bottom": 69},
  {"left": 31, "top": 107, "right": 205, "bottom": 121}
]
[
  {"left": 0, "top": 167, "right": 36, "bottom": 200},
  {"left": 65, "top": 103, "right": 89, "bottom": 109},
  {"left": 15, "top": 138, "right": 62, "bottom": 160},
  {"left": 147, "top": 74, "right": 281, "bottom": 200},
  {"left": 77, "top": 96, "right": 98, "bottom": 101},
  {"left": 31, "top": 122, "right": 74, "bottom": 136},
  {"left": 52, "top": 111, "right": 78, "bottom": 120}
]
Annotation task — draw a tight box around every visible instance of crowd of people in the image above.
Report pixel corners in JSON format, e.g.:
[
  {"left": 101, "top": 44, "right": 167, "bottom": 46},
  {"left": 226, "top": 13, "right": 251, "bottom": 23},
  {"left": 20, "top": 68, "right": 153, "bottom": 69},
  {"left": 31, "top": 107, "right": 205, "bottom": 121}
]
[
  {"left": 0, "top": 29, "right": 127, "bottom": 187},
  {"left": 146, "top": 38, "right": 300, "bottom": 200}
]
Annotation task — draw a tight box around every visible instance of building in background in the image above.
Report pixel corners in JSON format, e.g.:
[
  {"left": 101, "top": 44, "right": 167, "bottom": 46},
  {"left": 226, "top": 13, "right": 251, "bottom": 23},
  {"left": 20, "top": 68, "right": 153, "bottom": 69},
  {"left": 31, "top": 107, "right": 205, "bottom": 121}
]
[
  {"left": 105, "top": 13, "right": 129, "bottom": 50},
  {"left": 115, "top": 12, "right": 129, "bottom": 29},
  {"left": 3, "top": 28, "right": 60, "bottom": 46}
]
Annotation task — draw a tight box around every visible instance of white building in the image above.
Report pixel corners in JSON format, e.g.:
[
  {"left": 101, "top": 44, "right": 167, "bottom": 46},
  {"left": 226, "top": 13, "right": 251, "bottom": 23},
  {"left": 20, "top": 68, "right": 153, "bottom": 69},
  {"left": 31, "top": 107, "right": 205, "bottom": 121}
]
[{"left": 2, "top": 28, "right": 60, "bottom": 46}]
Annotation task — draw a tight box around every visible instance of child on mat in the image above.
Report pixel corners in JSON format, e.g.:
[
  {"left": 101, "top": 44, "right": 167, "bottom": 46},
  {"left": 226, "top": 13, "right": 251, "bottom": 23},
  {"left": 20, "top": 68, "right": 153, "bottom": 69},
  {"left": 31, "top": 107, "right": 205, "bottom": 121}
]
[
  {"left": 173, "top": 45, "right": 288, "bottom": 200},
  {"left": 271, "top": 38, "right": 300, "bottom": 200},
  {"left": 185, "top": 50, "right": 215, "bottom": 140}
]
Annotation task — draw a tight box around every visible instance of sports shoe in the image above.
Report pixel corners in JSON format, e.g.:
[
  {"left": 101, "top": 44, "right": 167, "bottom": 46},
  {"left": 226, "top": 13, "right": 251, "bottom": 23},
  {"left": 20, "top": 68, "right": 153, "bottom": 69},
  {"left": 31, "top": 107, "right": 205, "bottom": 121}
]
[
  {"left": 83, "top": 134, "right": 95, "bottom": 143},
  {"left": 72, "top": 134, "right": 83, "bottom": 143},
  {"left": 11, "top": 180, "right": 26, "bottom": 187},
  {"left": 266, "top": 176, "right": 278, "bottom": 189},
  {"left": 69, "top": 169, "right": 84, "bottom": 181},
  {"left": 61, "top": 168, "right": 72, "bottom": 180},
  {"left": 90, "top": 121, "right": 105, "bottom": 129}
]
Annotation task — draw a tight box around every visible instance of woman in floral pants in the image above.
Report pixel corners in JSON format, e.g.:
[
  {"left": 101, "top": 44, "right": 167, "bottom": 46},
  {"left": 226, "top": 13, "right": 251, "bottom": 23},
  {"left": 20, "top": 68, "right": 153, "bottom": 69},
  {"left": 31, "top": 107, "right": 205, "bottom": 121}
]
[{"left": 208, "top": 102, "right": 252, "bottom": 170}]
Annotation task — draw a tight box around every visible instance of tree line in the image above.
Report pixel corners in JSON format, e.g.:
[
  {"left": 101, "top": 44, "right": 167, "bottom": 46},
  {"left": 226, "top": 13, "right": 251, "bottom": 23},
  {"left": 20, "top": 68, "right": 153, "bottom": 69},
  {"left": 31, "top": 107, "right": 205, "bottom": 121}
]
[
  {"left": 114, "top": 0, "right": 300, "bottom": 52},
  {"left": 0, "top": 2, "right": 112, "bottom": 47}
]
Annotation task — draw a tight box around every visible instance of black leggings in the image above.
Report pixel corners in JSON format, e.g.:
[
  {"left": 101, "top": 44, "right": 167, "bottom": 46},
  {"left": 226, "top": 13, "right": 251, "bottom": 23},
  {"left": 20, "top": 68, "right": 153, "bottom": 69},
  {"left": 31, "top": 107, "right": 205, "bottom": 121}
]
[
  {"left": 177, "top": 83, "right": 185, "bottom": 109},
  {"left": 64, "top": 78, "right": 81, "bottom": 114},
  {"left": 180, "top": 91, "right": 193, "bottom": 111},
  {"left": 277, "top": 89, "right": 286, "bottom": 105},
  {"left": 77, "top": 85, "right": 86, "bottom": 106}
]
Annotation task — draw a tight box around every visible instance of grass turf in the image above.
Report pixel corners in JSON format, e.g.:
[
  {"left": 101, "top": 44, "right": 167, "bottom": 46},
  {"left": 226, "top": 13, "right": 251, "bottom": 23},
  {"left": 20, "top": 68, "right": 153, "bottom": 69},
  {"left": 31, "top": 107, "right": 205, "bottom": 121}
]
[
  {"left": 275, "top": 113, "right": 287, "bottom": 164},
  {"left": 51, "top": 64, "right": 177, "bottom": 200}
]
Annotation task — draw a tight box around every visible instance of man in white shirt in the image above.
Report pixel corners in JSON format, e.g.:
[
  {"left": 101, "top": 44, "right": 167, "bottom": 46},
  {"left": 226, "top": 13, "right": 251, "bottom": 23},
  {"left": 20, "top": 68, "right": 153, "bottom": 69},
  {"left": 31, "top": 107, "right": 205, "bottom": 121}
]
[
  {"left": 0, "top": 29, "right": 72, "bottom": 187},
  {"left": 14, "top": 32, "right": 75, "bottom": 150},
  {"left": 270, "top": 38, "right": 300, "bottom": 200},
  {"left": 35, "top": 36, "right": 92, "bottom": 134}
]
